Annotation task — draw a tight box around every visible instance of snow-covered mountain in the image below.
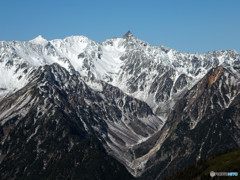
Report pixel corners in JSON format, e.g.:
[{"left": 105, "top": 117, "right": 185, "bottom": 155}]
[
  {"left": 1, "top": 31, "right": 240, "bottom": 179},
  {"left": 1, "top": 31, "right": 239, "bottom": 118}
]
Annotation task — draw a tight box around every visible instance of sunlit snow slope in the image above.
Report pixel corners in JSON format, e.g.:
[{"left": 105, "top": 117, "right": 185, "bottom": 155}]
[{"left": 0, "top": 31, "right": 239, "bottom": 119}]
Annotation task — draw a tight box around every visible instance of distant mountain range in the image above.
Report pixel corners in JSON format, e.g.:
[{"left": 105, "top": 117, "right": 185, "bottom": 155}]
[{"left": 1, "top": 31, "right": 240, "bottom": 179}]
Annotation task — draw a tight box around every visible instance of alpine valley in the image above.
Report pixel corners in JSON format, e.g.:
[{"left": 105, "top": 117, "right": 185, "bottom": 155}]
[{"left": 0, "top": 31, "right": 240, "bottom": 179}]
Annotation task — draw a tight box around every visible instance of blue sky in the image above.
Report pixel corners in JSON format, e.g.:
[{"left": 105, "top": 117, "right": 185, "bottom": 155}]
[{"left": 0, "top": 0, "right": 239, "bottom": 53}]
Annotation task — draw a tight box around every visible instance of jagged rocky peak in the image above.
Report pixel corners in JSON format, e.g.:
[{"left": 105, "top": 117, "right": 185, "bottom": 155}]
[
  {"left": 122, "top": 30, "right": 134, "bottom": 39},
  {"left": 30, "top": 35, "right": 48, "bottom": 44}
]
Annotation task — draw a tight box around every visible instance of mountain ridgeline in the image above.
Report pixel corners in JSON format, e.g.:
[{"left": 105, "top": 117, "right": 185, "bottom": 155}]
[{"left": 0, "top": 32, "right": 240, "bottom": 179}]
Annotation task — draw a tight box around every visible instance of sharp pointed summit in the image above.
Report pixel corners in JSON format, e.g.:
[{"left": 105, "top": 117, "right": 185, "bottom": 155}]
[
  {"left": 122, "top": 30, "right": 134, "bottom": 39},
  {"left": 30, "top": 35, "right": 48, "bottom": 44}
]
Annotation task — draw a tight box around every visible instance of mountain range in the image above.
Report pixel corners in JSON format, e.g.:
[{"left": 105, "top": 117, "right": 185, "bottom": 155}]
[{"left": 0, "top": 31, "right": 240, "bottom": 179}]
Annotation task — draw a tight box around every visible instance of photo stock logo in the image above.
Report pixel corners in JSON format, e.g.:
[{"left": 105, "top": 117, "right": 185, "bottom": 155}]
[{"left": 210, "top": 171, "right": 238, "bottom": 177}]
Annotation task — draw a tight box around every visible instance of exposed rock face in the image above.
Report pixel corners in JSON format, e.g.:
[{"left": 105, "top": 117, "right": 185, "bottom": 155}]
[
  {"left": 0, "top": 64, "right": 161, "bottom": 178},
  {"left": 138, "top": 67, "right": 240, "bottom": 179}
]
